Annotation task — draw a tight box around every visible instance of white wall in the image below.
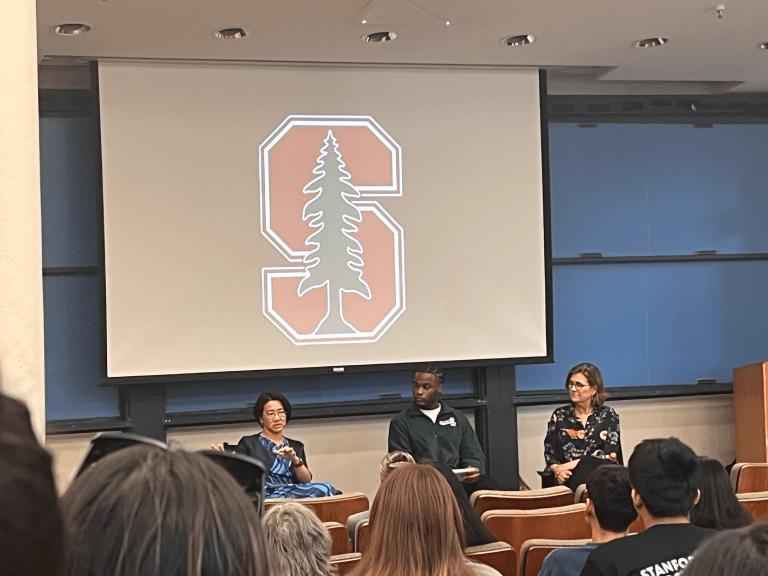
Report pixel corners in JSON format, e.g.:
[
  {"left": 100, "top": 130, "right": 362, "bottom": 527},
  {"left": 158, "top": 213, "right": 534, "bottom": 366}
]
[{"left": 517, "top": 394, "right": 735, "bottom": 486}]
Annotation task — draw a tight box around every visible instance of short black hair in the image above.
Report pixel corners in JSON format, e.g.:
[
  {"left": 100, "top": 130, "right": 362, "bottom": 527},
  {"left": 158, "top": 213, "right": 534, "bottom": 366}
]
[
  {"left": 254, "top": 391, "right": 292, "bottom": 424},
  {"left": 423, "top": 460, "right": 497, "bottom": 548},
  {"left": 628, "top": 438, "right": 701, "bottom": 518},
  {"left": 586, "top": 465, "right": 637, "bottom": 533},
  {"left": 683, "top": 523, "right": 768, "bottom": 576}
]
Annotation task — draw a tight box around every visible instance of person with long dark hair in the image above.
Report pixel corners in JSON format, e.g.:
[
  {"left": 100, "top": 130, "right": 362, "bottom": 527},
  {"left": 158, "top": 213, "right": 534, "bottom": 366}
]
[
  {"left": 424, "top": 460, "right": 497, "bottom": 548},
  {"left": 690, "top": 456, "right": 751, "bottom": 531}
]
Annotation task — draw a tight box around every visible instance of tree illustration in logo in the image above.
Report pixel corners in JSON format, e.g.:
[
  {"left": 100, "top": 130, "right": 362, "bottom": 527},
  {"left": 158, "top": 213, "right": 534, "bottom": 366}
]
[{"left": 298, "top": 130, "right": 371, "bottom": 334}]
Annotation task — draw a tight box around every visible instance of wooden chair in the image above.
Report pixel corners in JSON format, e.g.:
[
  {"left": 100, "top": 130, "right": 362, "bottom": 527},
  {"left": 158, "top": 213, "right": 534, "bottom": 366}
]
[
  {"left": 264, "top": 492, "right": 369, "bottom": 524},
  {"left": 354, "top": 519, "right": 370, "bottom": 553},
  {"left": 573, "top": 484, "right": 588, "bottom": 504},
  {"left": 519, "top": 538, "right": 591, "bottom": 576},
  {"left": 481, "top": 503, "right": 591, "bottom": 575},
  {"left": 737, "top": 491, "right": 768, "bottom": 521},
  {"left": 330, "top": 553, "right": 362, "bottom": 576},
  {"left": 731, "top": 463, "right": 768, "bottom": 493},
  {"left": 471, "top": 486, "right": 574, "bottom": 517},
  {"left": 466, "top": 542, "right": 517, "bottom": 576},
  {"left": 323, "top": 521, "right": 353, "bottom": 555}
]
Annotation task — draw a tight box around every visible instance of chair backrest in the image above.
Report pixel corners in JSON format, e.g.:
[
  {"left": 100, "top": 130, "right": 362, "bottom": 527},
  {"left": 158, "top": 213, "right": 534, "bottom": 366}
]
[
  {"left": 466, "top": 542, "right": 517, "bottom": 576},
  {"left": 574, "top": 484, "right": 588, "bottom": 504},
  {"left": 323, "top": 521, "right": 353, "bottom": 555},
  {"left": 355, "top": 519, "right": 370, "bottom": 553},
  {"left": 731, "top": 463, "right": 768, "bottom": 493},
  {"left": 330, "top": 553, "right": 362, "bottom": 576},
  {"left": 737, "top": 491, "right": 768, "bottom": 521},
  {"left": 264, "top": 492, "right": 369, "bottom": 524},
  {"left": 481, "top": 503, "right": 591, "bottom": 571},
  {"left": 518, "top": 538, "right": 592, "bottom": 576},
  {"left": 471, "top": 486, "right": 575, "bottom": 517}
]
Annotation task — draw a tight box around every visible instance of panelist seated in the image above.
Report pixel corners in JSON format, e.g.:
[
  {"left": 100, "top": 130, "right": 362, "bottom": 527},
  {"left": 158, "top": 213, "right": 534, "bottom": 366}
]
[
  {"left": 214, "top": 391, "right": 340, "bottom": 499},
  {"left": 388, "top": 365, "right": 494, "bottom": 493},
  {"left": 545, "top": 363, "right": 621, "bottom": 490}
]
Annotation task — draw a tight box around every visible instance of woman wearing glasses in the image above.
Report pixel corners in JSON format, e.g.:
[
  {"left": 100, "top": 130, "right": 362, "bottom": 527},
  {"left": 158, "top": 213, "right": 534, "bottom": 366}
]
[
  {"left": 235, "top": 391, "right": 340, "bottom": 499},
  {"left": 544, "top": 363, "right": 621, "bottom": 489}
]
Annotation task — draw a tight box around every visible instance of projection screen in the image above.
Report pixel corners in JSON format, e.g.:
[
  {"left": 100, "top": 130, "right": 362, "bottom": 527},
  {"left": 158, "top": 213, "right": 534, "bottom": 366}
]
[{"left": 98, "top": 62, "right": 549, "bottom": 378}]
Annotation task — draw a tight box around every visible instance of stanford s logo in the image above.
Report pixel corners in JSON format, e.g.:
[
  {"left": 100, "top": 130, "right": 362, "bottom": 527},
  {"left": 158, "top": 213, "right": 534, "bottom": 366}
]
[{"left": 259, "top": 115, "right": 405, "bottom": 344}]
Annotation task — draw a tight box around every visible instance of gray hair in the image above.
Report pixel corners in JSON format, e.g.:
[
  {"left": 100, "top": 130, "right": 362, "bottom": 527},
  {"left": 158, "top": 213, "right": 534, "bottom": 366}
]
[{"left": 262, "top": 502, "right": 338, "bottom": 576}]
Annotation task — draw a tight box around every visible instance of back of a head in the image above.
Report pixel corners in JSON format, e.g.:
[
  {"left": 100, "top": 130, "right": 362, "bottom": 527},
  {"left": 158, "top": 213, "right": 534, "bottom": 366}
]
[
  {"left": 683, "top": 522, "right": 768, "bottom": 576},
  {"left": 0, "top": 394, "right": 62, "bottom": 576},
  {"left": 585, "top": 466, "right": 637, "bottom": 533},
  {"left": 61, "top": 445, "right": 269, "bottom": 576},
  {"left": 690, "top": 457, "right": 752, "bottom": 531},
  {"left": 423, "top": 460, "right": 497, "bottom": 548},
  {"left": 379, "top": 451, "right": 415, "bottom": 484},
  {"left": 628, "top": 438, "right": 701, "bottom": 519},
  {"left": 262, "top": 502, "right": 335, "bottom": 576},
  {"left": 355, "top": 464, "right": 472, "bottom": 576}
]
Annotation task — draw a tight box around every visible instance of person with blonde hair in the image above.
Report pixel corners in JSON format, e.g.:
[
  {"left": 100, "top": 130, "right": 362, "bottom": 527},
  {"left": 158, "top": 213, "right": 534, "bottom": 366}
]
[
  {"left": 262, "top": 502, "right": 337, "bottom": 576},
  {"left": 60, "top": 445, "right": 270, "bottom": 576},
  {"left": 350, "top": 463, "right": 499, "bottom": 576}
]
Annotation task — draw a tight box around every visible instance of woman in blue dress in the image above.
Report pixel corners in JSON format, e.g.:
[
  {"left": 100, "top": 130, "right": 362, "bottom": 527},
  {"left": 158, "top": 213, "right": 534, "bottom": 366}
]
[{"left": 234, "top": 391, "right": 340, "bottom": 499}]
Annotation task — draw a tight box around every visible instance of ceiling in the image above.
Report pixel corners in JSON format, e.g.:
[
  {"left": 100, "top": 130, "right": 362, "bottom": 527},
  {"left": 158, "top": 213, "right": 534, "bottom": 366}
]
[{"left": 36, "top": 0, "right": 768, "bottom": 94}]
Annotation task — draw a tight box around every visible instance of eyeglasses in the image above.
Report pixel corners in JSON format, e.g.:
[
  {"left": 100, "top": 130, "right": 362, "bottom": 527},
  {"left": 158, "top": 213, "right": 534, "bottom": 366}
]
[
  {"left": 566, "top": 380, "right": 590, "bottom": 391},
  {"left": 264, "top": 410, "right": 287, "bottom": 420}
]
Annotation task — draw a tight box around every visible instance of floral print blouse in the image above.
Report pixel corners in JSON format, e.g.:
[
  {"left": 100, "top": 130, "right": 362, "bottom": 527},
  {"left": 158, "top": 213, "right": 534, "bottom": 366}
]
[{"left": 544, "top": 403, "right": 621, "bottom": 467}]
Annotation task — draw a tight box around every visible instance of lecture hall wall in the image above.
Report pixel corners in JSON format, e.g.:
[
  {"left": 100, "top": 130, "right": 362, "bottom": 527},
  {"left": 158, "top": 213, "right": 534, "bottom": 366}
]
[{"left": 40, "top": 97, "right": 768, "bottom": 497}]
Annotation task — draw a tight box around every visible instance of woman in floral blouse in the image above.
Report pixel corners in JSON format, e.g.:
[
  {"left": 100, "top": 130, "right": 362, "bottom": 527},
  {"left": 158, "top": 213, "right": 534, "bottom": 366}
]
[{"left": 544, "top": 363, "right": 621, "bottom": 488}]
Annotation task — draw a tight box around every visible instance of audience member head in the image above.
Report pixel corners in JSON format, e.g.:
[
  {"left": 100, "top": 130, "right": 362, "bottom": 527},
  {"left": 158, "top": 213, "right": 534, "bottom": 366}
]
[
  {"left": 585, "top": 465, "right": 637, "bottom": 533},
  {"left": 628, "top": 437, "right": 701, "bottom": 519},
  {"left": 682, "top": 522, "right": 768, "bottom": 576},
  {"left": 262, "top": 502, "right": 336, "bottom": 576},
  {"left": 0, "top": 393, "right": 62, "bottom": 576},
  {"left": 353, "top": 464, "right": 473, "bottom": 576},
  {"left": 690, "top": 456, "right": 751, "bottom": 531},
  {"left": 424, "top": 460, "right": 497, "bottom": 548},
  {"left": 254, "top": 391, "right": 292, "bottom": 425},
  {"left": 379, "top": 451, "right": 415, "bottom": 484},
  {"left": 60, "top": 444, "right": 269, "bottom": 576},
  {"left": 565, "top": 363, "right": 608, "bottom": 405}
]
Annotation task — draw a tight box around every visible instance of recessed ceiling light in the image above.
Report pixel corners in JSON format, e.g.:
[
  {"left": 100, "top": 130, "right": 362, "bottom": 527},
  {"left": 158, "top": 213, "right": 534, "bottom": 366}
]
[
  {"left": 634, "top": 37, "right": 668, "bottom": 48},
  {"left": 502, "top": 35, "right": 535, "bottom": 46},
  {"left": 760, "top": 42, "right": 768, "bottom": 50},
  {"left": 214, "top": 27, "right": 248, "bottom": 39},
  {"left": 362, "top": 31, "right": 396, "bottom": 43},
  {"left": 54, "top": 23, "right": 91, "bottom": 36}
]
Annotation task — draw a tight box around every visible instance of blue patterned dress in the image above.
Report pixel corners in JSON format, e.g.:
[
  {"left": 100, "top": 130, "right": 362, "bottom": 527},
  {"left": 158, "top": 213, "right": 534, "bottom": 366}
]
[{"left": 258, "top": 435, "right": 341, "bottom": 499}]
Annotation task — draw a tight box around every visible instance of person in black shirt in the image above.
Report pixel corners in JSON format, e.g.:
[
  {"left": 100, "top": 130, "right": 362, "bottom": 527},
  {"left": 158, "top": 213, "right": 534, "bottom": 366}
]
[{"left": 579, "top": 437, "right": 716, "bottom": 576}]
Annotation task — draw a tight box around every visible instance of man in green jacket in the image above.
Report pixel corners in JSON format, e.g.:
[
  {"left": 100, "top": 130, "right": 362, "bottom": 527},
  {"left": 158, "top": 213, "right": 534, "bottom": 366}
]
[{"left": 387, "top": 366, "right": 486, "bottom": 489}]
